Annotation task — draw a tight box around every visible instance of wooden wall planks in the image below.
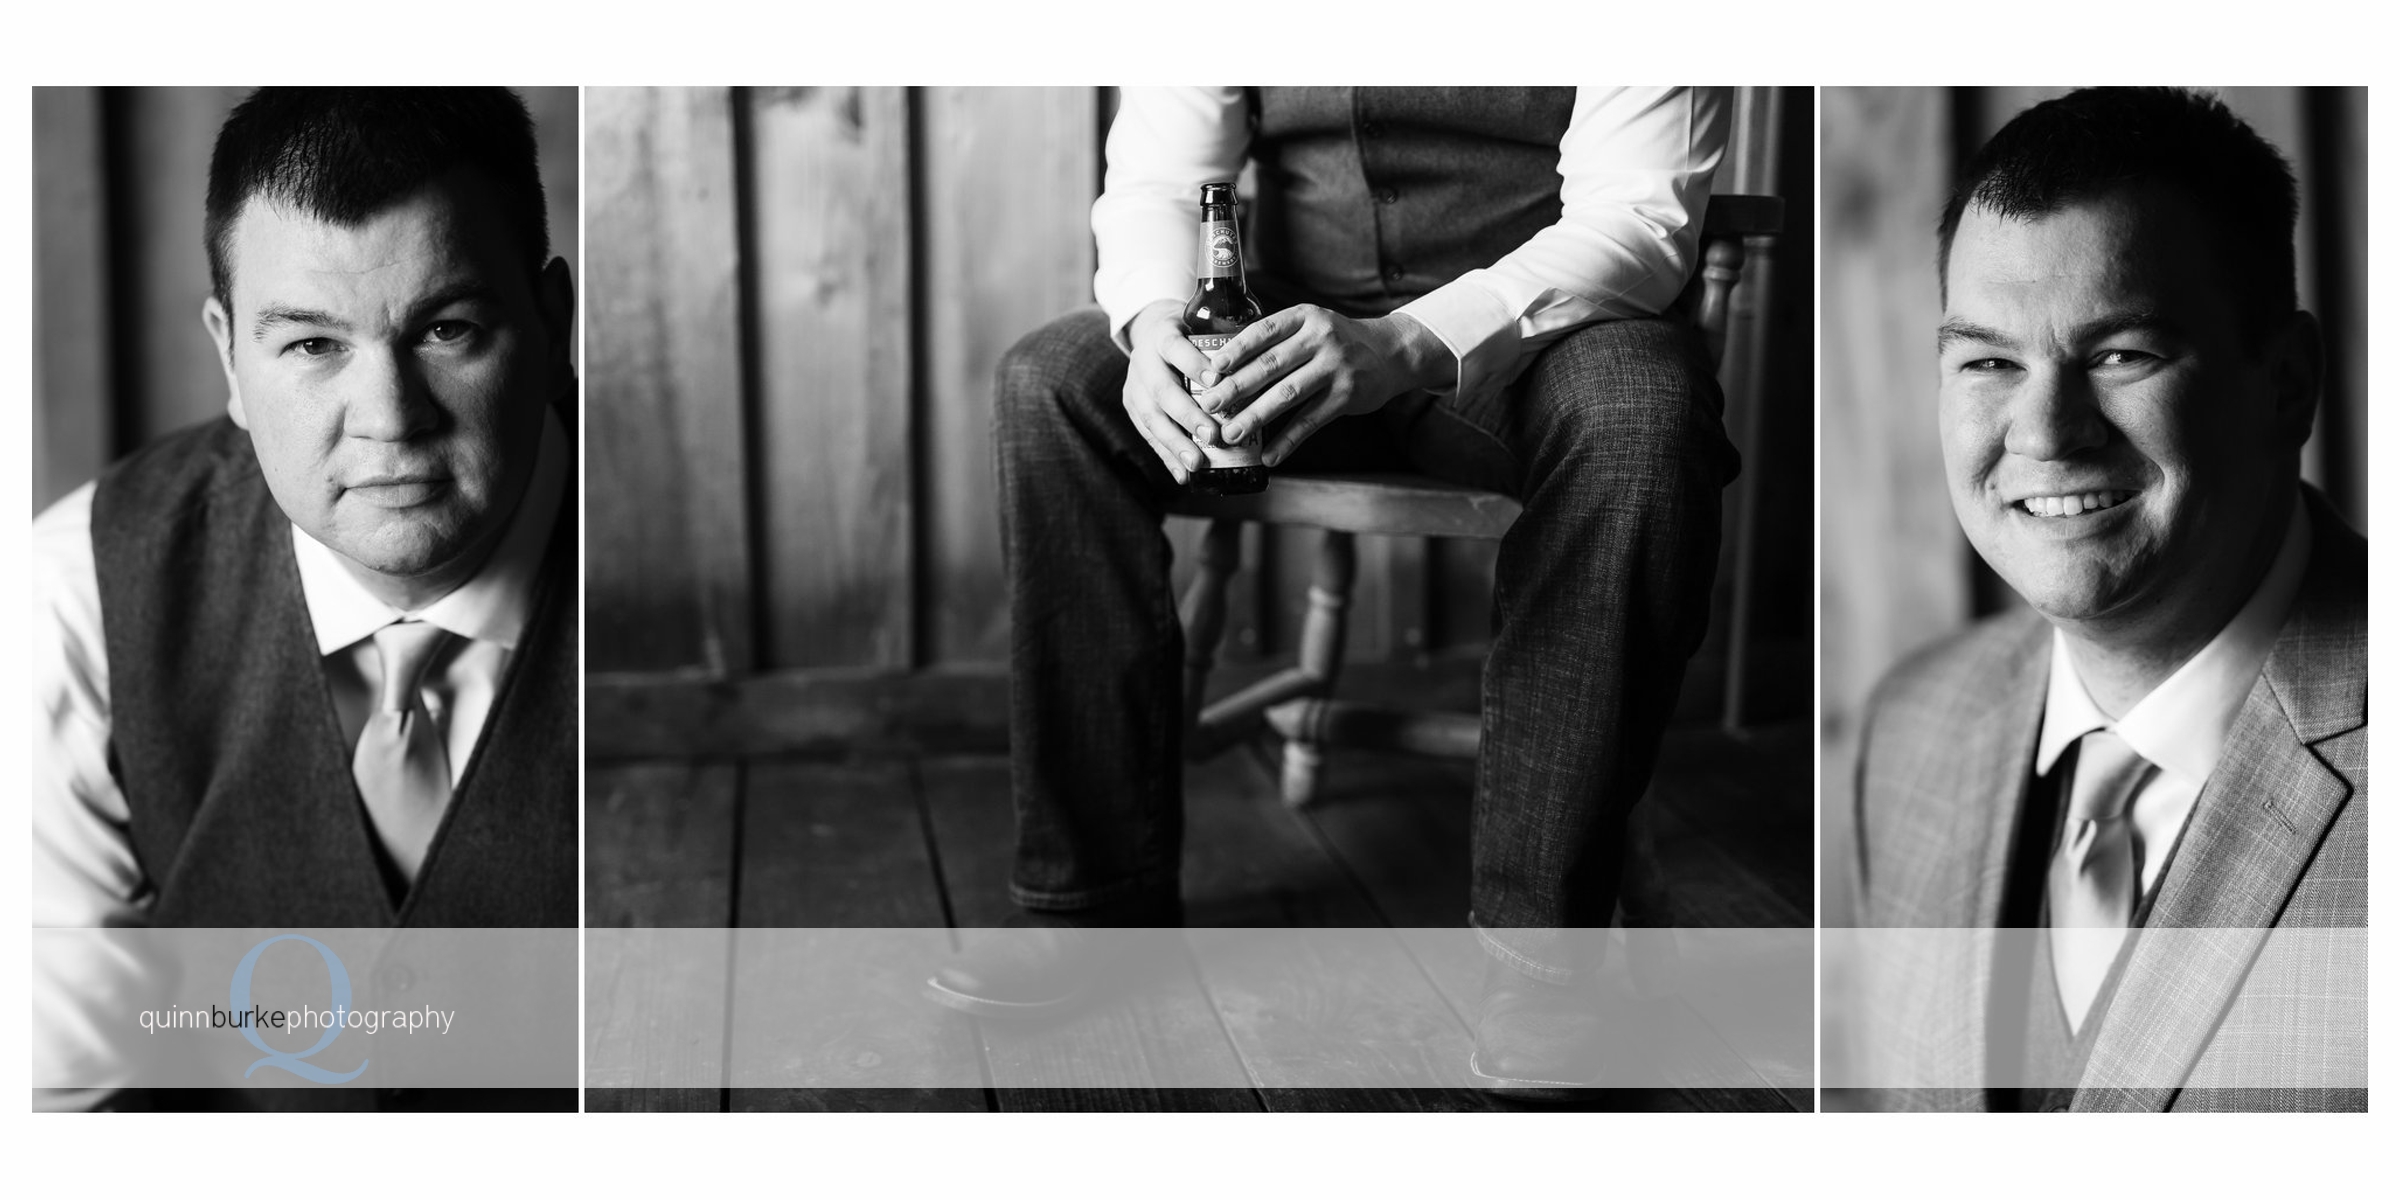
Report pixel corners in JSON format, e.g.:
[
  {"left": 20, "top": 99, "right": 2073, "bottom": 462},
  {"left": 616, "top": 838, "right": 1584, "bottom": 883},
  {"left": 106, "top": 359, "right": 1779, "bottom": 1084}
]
[
  {"left": 748, "top": 86, "right": 918, "bottom": 671},
  {"left": 920, "top": 87, "right": 1103, "bottom": 666},
  {"left": 586, "top": 86, "right": 753, "bottom": 675},
  {"left": 31, "top": 87, "right": 112, "bottom": 510}
]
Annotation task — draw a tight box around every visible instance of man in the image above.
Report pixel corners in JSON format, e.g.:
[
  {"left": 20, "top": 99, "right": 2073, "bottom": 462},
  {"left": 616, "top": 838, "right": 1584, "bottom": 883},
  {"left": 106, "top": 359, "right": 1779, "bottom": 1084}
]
[
  {"left": 1849, "top": 88, "right": 2365, "bottom": 1112},
  {"left": 936, "top": 87, "right": 1738, "bottom": 1093},
  {"left": 32, "top": 88, "right": 579, "bottom": 1108}
]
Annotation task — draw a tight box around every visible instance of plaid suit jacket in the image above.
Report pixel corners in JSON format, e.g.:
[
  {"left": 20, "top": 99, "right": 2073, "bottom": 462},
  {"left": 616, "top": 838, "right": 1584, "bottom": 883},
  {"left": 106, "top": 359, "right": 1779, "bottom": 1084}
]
[{"left": 1846, "top": 489, "right": 2367, "bottom": 1112}]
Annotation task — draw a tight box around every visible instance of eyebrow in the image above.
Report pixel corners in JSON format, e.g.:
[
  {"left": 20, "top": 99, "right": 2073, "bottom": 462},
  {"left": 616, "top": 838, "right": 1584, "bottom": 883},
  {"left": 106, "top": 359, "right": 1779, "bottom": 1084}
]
[
  {"left": 1935, "top": 319, "right": 2015, "bottom": 352},
  {"left": 1935, "top": 310, "right": 2187, "bottom": 353},
  {"left": 251, "top": 306, "right": 348, "bottom": 341},
  {"left": 247, "top": 282, "right": 503, "bottom": 342}
]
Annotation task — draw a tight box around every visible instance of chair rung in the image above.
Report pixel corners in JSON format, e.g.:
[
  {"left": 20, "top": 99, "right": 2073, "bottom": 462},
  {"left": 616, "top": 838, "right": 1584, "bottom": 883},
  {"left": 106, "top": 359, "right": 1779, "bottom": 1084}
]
[{"left": 1166, "top": 473, "right": 1519, "bottom": 540}]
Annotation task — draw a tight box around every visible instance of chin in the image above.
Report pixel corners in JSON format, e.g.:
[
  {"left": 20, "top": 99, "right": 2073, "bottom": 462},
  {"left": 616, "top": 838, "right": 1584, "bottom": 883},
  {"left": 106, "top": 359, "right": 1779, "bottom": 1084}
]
[
  {"left": 2002, "top": 565, "right": 2137, "bottom": 626},
  {"left": 336, "top": 515, "right": 483, "bottom": 581}
]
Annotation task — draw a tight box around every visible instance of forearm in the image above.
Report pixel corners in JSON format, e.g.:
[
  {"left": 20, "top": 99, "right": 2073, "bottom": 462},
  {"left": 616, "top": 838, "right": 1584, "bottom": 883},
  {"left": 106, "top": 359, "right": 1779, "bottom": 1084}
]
[
  {"left": 1398, "top": 86, "right": 1731, "bottom": 403},
  {"left": 1090, "top": 86, "right": 1250, "bottom": 349}
]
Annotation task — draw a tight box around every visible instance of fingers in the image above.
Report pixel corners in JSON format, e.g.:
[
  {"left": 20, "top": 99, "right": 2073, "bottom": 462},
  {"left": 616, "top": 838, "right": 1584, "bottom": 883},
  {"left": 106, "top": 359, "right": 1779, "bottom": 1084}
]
[
  {"left": 1262, "top": 381, "right": 1353, "bottom": 467},
  {"left": 1125, "top": 355, "right": 1218, "bottom": 485},
  {"left": 1125, "top": 387, "right": 1196, "bottom": 485},
  {"left": 1196, "top": 308, "right": 1309, "bottom": 412},
  {"left": 1218, "top": 357, "right": 1335, "bottom": 446},
  {"left": 1158, "top": 330, "right": 1212, "bottom": 384},
  {"left": 1149, "top": 358, "right": 1222, "bottom": 446}
]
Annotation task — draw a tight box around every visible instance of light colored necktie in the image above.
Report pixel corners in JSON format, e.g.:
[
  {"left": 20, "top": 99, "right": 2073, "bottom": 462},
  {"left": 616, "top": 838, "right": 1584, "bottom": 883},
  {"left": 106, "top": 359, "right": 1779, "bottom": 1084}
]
[
  {"left": 353, "top": 621, "right": 455, "bottom": 883},
  {"left": 2047, "top": 729, "right": 2155, "bottom": 1034}
]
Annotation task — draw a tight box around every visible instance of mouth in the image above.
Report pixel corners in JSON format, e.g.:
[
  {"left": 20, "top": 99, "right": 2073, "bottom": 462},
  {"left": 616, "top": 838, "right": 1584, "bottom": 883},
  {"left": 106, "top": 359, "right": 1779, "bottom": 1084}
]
[
  {"left": 345, "top": 476, "right": 452, "bottom": 508},
  {"left": 2014, "top": 489, "right": 2134, "bottom": 519}
]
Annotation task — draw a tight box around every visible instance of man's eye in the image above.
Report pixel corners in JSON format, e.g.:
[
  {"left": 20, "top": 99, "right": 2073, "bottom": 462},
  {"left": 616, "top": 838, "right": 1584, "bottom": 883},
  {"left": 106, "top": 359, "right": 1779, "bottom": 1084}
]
[
  {"left": 287, "top": 338, "right": 342, "bottom": 358},
  {"left": 423, "top": 321, "right": 479, "bottom": 346},
  {"left": 2094, "top": 349, "right": 2156, "bottom": 368},
  {"left": 1958, "top": 357, "right": 2016, "bottom": 374}
]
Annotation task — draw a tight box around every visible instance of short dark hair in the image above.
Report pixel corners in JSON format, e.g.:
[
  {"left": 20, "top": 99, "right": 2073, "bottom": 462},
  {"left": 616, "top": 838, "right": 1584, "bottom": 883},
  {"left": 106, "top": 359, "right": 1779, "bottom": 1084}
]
[
  {"left": 1936, "top": 87, "right": 2299, "bottom": 342},
  {"left": 205, "top": 87, "right": 549, "bottom": 309}
]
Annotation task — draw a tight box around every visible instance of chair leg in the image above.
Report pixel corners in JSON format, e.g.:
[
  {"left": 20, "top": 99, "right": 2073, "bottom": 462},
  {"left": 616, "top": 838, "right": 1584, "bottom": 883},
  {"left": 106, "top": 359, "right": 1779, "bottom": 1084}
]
[
  {"left": 1280, "top": 530, "right": 1355, "bottom": 807},
  {"left": 1180, "top": 518, "right": 1244, "bottom": 748}
]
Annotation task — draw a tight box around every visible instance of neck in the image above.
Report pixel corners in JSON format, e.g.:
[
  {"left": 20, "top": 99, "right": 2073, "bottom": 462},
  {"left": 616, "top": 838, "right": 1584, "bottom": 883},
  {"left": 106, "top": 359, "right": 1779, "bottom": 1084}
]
[{"left": 2055, "top": 488, "right": 2297, "bottom": 718}]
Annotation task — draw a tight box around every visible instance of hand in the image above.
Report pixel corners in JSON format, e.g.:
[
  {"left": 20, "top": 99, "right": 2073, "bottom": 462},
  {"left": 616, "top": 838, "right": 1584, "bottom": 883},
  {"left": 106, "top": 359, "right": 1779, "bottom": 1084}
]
[
  {"left": 1121, "top": 299, "right": 1223, "bottom": 485},
  {"left": 1194, "top": 307, "right": 1451, "bottom": 466}
]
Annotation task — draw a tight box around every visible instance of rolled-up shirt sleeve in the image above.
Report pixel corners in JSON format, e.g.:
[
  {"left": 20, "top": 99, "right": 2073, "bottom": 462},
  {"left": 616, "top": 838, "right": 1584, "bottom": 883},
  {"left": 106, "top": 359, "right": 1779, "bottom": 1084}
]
[
  {"left": 1396, "top": 87, "right": 1730, "bottom": 405},
  {"left": 1090, "top": 86, "right": 1251, "bottom": 352}
]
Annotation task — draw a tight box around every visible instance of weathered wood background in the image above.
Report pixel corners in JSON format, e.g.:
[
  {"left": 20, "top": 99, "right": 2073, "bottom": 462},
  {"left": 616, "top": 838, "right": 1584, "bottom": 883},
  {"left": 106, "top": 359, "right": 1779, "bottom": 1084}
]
[
  {"left": 584, "top": 86, "right": 1815, "bottom": 755},
  {"left": 30, "top": 86, "right": 582, "bottom": 512},
  {"left": 1821, "top": 87, "right": 2369, "bottom": 923}
]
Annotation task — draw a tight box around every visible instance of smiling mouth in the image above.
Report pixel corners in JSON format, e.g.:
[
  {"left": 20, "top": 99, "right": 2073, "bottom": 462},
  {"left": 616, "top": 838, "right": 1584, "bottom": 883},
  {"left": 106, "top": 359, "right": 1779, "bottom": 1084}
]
[{"left": 2016, "top": 490, "right": 2134, "bottom": 518}]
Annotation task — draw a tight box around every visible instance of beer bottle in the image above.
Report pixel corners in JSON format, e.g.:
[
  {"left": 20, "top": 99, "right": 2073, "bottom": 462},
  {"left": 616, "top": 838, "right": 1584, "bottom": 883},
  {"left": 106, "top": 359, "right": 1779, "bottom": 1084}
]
[{"left": 1183, "top": 181, "right": 1267, "bottom": 495}]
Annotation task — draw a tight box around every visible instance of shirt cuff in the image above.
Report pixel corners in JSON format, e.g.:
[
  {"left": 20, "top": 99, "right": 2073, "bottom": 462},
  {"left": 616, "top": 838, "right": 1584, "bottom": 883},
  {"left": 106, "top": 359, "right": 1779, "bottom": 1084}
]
[
  {"left": 1099, "top": 266, "right": 1198, "bottom": 354},
  {"left": 1395, "top": 275, "right": 1521, "bottom": 404}
]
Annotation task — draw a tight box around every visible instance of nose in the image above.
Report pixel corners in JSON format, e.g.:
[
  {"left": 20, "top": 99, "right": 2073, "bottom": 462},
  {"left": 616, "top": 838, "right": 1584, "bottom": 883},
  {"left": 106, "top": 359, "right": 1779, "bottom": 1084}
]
[
  {"left": 341, "top": 347, "right": 440, "bottom": 442},
  {"left": 2001, "top": 367, "right": 2109, "bottom": 461}
]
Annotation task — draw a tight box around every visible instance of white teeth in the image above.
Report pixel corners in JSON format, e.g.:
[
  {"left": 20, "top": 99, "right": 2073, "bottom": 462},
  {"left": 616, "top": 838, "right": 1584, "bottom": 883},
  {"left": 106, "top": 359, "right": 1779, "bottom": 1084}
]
[{"left": 2020, "top": 490, "right": 2130, "bottom": 518}]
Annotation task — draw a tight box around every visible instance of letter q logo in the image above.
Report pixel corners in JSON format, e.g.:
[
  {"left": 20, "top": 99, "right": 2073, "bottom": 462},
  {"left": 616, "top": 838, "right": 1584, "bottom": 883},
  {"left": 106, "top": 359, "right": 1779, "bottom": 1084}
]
[{"left": 231, "top": 934, "right": 368, "bottom": 1084}]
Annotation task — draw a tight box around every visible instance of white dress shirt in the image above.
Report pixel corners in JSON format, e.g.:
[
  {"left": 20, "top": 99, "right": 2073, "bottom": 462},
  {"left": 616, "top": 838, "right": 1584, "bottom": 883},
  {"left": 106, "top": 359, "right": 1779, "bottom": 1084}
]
[
  {"left": 31, "top": 408, "right": 566, "bottom": 1101},
  {"left": 2033, "top": 497, "right": 2313, "bottom": 900},
  {"left": 1092, "top": 87, "right": 1729, "bottom": 408}
]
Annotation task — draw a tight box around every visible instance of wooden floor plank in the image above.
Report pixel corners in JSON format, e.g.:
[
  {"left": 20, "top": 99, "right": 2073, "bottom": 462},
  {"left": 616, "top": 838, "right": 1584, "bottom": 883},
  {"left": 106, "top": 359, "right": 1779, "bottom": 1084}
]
[
  {"left": 918, "top": 757, "right": 1262, "bottom": 1111},
  {"left": 728, "top": 762, "right": 991, "bottom": 1108},
  {"left": 1291, "top": 747, "right": 1476, "bottom": 929},
  {"left": 1182, "top": 747, "right": 1388, "bottom": 928},
  {"left": 587, "top": 760, "right": 741, "bottom": 927},
  {"left": 1179, "top": 751, "right": 1500, "bottom": 1111},
  {"left": 1396, "top": 927, "right": 1795, "bottom": 1113},
  {"left": 1643, "top": 723, "right": 1813, "bottom": 922},
  {"left": 583, "top": 763, "right": 740, "bottom": 1111}
]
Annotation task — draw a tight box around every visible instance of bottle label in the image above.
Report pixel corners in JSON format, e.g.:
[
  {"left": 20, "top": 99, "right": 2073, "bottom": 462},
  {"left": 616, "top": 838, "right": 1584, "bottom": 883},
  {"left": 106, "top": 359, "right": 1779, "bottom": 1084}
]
[
  {"left": 1185, "top": 333, "right": 1261, "bottom": 469},
  {"left": 1197, "top": 220, "right": 1240, "bottom": 279}
]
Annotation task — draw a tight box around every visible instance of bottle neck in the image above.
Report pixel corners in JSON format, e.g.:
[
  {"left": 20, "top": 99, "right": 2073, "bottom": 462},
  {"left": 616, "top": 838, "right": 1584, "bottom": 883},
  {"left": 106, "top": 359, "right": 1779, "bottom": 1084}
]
[{"left": 1196, "top": 206, "right": 1245, "bottom": 283}]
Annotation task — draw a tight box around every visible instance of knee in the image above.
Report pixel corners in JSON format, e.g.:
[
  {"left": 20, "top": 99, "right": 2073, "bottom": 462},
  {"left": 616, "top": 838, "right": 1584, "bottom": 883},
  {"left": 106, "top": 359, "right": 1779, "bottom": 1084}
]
[
  {"left": 994, "top": 309, "right": 1120, "bottom": 441},
  {"left": 1525, "top": 318, "right": 1731, "bottom": 485}
]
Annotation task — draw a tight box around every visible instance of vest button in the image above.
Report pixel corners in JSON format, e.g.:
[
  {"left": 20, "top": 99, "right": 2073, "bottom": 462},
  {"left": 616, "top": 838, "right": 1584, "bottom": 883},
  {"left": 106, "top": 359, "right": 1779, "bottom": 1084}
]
[
  {"left": 1360, "top": 121, "right": 1384, "bottom": 138},
  {"left": 1375, "top": 188, "right": 1398, "bottom": 205},
  {"left": 1384, "top": 264, "right": 1405, "bottom": 282}
]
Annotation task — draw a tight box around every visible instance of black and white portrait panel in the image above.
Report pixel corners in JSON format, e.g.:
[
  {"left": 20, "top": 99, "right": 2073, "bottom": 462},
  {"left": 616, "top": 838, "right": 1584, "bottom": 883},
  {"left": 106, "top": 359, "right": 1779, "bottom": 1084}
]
[
  {"left": 582, "top": 86, "right": 1817, "bottom": 1112},
  {"left": 1820, "top": 86, "right": 2366, "bottom": 1113},
  {"left": 30, "top": 87, "right": 583, "bottom": 1110}
]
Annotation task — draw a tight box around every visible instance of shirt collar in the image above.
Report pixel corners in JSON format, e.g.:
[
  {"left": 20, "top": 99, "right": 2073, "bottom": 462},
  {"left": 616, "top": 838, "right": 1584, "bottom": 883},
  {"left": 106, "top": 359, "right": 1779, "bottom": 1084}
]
[
  {"left": 291, "top": 406, "right": 568, "bottom": 656},
  {"left": 2035, "top": 494, "right": 2313, "bottom": 787}
]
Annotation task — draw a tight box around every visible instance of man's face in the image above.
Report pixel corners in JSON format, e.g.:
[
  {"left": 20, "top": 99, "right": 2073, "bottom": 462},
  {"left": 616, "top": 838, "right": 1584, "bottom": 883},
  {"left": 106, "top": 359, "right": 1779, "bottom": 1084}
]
[
  {"left": 205, "top": 170, "right": 565, "bottom": 588},
  {"left": 1936, "top": 187, "right": 2308, "bottom": 634}
]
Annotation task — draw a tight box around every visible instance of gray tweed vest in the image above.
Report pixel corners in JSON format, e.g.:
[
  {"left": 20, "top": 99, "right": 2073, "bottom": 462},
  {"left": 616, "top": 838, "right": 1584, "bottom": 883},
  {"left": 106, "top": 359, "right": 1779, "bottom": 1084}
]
[
  {"left": 89, "top": 416, "right": 577, "bottom": 928},
  {"left": 1246, "top": 86, "right": 1578, "bottom": 314}
]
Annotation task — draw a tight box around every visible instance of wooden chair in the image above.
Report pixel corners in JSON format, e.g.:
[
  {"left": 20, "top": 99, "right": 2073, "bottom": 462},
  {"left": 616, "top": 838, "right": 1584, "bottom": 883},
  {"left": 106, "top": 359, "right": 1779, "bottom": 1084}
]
[{"left": 1170, "top": 193, "right": 1784, "bottom": 807}]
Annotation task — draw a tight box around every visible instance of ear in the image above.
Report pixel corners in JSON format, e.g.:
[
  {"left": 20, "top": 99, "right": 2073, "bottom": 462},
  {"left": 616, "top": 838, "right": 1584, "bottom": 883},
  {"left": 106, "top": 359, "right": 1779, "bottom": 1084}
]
[
  {"left": 2267, "top": 309, "right": 2324, "bottom": 450},
  {"left": 536, "top": 256, "right": 577, "bottom": 403},
  {"left": 201, "top": 294, "right": 248, "bottom": 429}
]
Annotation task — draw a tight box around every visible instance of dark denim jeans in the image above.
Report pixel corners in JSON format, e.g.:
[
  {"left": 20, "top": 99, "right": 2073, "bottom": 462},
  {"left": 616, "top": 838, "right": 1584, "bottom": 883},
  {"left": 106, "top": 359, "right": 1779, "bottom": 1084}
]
[{"left": 992, "top": 306, "right": 1737, "bottom": 982}]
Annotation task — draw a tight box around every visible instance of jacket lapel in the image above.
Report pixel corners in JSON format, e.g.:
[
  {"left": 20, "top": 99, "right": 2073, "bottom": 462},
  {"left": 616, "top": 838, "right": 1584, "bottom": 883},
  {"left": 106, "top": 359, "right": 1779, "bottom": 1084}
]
[
  {"left": 1888, "top": 616, "right": 2048, "bottom": 1094},
  {"left": 2075, "top": 499, "right": 2366, "bottom": 1112}
]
